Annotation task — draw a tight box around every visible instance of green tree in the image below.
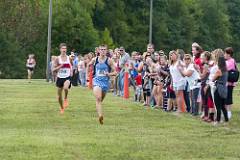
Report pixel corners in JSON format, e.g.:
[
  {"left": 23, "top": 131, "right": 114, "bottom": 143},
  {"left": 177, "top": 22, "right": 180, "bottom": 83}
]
[
  {"left": 0, "top": 33, "right": 25, "bottom": 78},
  {"left": 101, "top": 28, "right": 115, "bottom": 48},
  {"left": 0, "top": 0, "right": 46, "bottom": 78},
  {"left": 225, "top": 0, "right": 240, "bottom": 60},
  {"left": 51, "top": 0, "right": 100, "bottom": 53},
  {"left": 194, "top": 0, "right": 232, "bottom": 50},
  {"left": 152, "top": 0, "right": 197, "bottom": 52},
  {"left": 93, "top": 0, "right": 132, "bottom": 50}
]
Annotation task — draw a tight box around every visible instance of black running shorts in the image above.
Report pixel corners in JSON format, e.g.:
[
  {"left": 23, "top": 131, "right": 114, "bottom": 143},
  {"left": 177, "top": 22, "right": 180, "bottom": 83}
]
[{"left": 56, "top": 77, "right": 72, "bottom": 88}]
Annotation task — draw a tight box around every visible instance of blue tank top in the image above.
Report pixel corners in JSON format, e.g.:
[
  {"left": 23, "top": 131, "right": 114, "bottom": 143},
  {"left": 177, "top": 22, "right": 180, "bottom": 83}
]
[{"left": 94, "top": 57, "right": 110, "bottom": 81}]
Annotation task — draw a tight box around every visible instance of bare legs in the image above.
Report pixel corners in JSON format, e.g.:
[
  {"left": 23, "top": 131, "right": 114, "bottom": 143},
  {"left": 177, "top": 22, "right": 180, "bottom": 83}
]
[
  {"left": 57, "top": 80, "right": 70, "bottom": 113},
  {"left": 27, "top": 70, "right": 33, "bottom": 82},
  {"left": 175, "top": 90, "right": 184, "bottom": 112},
  {"left": 152, "top": 84, "right": 163, "bottom": 107},
  {"left": 93, "top": 86, "right": 107, "bottom": 124},
  {"left": 57, "top": 88, "right": 63, "bottom": 109}
]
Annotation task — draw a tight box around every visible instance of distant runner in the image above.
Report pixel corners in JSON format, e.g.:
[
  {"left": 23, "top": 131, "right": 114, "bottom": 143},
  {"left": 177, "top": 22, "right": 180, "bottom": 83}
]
[{"left": 26, "top": 54, "right": 36, "bottom": 82}]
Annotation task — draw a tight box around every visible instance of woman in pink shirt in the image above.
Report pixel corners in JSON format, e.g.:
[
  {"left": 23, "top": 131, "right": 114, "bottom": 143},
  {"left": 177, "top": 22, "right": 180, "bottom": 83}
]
[{"left": 224, "top": 47, "right": 237, "bottom": 119}]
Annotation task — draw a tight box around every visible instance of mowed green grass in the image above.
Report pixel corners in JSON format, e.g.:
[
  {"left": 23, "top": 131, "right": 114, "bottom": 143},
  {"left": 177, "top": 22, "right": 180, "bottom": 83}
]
[{"left": 0, "top": 79, "right": 240, "bottom": 160}]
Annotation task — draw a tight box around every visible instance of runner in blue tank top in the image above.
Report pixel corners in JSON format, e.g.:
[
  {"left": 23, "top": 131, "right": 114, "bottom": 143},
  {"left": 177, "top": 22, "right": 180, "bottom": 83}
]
[
  {"left": 93, "top": 57, "right": 110, "bottom": 92},
  {"left": 88, "top": 44, "right": 116, "bottom": 124}
]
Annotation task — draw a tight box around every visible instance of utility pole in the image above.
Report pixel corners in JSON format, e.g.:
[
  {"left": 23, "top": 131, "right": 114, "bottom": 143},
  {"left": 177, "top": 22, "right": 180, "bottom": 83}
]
[
  {"left": 46, "top": 0, "right": 52, "bottom": 82},
  {"left": 149, "top": 0, "right": 153, "bottom": 44}
]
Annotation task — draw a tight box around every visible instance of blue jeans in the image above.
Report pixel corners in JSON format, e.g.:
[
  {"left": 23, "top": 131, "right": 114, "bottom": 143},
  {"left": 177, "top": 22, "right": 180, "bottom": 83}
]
[
  {"left": 79, "top": 71, "right": 86, "bottom": 87},
  {"left": 183, "top": 82, "right": 191, "bottom": 112},
  {"left": 118, "top": 71, "right": 124, "bottom": 96},
  {"left": 191, "top": 88, "right": 200, "bottom": 115},
  {"left": 113, "top": 74, "right": 119, "bottom": 95}
]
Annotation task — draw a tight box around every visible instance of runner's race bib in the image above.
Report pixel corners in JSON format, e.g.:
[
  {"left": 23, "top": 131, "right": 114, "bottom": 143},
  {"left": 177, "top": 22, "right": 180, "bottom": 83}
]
[
  {"left": 96, "top": 70, "right": 107, "bottom": 77},
  {"left": 58, "top": 67, "right": 70, "bottom": 78}
]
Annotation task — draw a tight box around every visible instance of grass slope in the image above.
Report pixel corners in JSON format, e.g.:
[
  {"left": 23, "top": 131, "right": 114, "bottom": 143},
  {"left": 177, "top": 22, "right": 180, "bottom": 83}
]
[{"left": 0, "top": 79, "right": 240, "bottom": 160}]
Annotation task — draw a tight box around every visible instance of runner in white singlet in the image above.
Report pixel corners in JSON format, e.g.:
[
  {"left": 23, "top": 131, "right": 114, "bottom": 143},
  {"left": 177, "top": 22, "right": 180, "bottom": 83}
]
[{"left": 52, "top": 43, "right": 73, "bottom": 114}]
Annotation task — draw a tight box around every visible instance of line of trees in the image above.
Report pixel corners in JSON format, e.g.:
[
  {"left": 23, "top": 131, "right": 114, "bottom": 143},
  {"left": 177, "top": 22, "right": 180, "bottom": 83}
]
[{"left": 1, "top": 0, "right": 240, "bottom": 78}]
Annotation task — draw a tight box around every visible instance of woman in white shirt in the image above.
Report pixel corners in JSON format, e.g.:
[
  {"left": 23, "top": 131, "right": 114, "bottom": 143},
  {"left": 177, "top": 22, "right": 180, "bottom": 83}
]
[
  {"left": 169, "top": 50, "right": 186, "bottom": 113},
  {"left": 179, "top": 54, "right": 201, "bottom": 116}
]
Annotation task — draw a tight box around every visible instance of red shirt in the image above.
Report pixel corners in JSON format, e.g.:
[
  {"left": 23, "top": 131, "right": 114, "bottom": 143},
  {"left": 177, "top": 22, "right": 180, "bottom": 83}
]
[
  {"left": 194, "top": 57, "right": 201, "bottom": 67},
  {"left": 135, "top": 75, "right": 142, "bottom": 86},
  {"left": 194, "top": 57, "right": 203, "bottom": 72}
]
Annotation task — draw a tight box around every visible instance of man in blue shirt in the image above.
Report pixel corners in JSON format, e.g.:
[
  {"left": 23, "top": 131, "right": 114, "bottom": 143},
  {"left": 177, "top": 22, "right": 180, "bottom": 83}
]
[
  {"left": 118, "top": 46, "right": 130, "bottom": 96},
  {"left": 70, "top": 52, "right": 79, "bottom": 86}
]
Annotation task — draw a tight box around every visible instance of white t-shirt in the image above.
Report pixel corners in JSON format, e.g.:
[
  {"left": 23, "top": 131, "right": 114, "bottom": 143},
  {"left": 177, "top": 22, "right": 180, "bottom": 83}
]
[
  {"left": 207, "top": 64, "right": 218, "bottom": 87},
  {"left": 170, "top": 62, "right": 185, "bottom": 88},
  {"left": 208, "top": 65, "right": 218, "bottom": 82},
  {"left": 78, "top": 60, "right": 85, "bottom": 72},
  {"left": 184, "top": 63, "right": 200, "bottom": 90}
]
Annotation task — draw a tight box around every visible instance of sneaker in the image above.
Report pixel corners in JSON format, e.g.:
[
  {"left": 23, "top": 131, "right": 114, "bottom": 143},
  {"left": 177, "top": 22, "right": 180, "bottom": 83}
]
[
  {"left": 173, "top": 107, "right": 177, "bottom": 112},
  {"left": 63, "top": 99, "right": 69, "bottom": 108},
  {"left": 60, "top": 108, "right": 64, "bottom": 114},
  {"left": 204, "top": 118, "right": 213, "bottom": 123},
  {"left": 150, "top": 105, "right": 155, "bottom": 108},
  {"left": 228, "top": 111, "right": 232, "bottom": 119},
  {"left": 202, "top": 116, "right": 209, "bottom": 121},
  {"left": 154, "top": 106, "right": 161, "bottom": 110},
  {"left": 200, "top": 113, "right": 205, "bottom": 119},
  {"left": 213, "top": 121, "right": 219, "bottom": 126},
  {"left": 99, "top": 116, "right": 104, "bottom": 125},
  {"left": 223, "top": 122, "right": 229, "bottom": 126}
]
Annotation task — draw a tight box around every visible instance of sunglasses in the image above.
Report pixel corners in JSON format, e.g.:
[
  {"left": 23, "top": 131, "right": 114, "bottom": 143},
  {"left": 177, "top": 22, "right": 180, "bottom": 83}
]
[
  {"left": 119, "top": 50, "right": 124, "bottom": 51},
  {"left": 184, "top": 58, "right": 191, "bottom": 60},
  {"left": 100, "top": 49, "right": 106, "bottom": 50}
]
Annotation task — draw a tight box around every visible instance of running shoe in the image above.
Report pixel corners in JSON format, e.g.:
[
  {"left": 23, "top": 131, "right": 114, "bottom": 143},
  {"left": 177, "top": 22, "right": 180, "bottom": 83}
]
[
  {"left": 63, "top": 99, "right": 69, "bottom": 108},
  {"left": 60, "top": 108, "right": 64, "bottom": 114},
  {"left": 99, "top": 116, "right": 104, "bottom": 125}
]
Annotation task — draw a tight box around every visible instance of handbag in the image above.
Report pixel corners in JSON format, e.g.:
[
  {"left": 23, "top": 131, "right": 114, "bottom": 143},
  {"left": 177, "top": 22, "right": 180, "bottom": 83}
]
[
  {"left": 216, "top": 71, "right": 228, "bottom": 99},
  {"left": 228, "top": 61, "right": 239, "bottom": 82},
  {"left": 216, "top": 83, "right": 228, "bottom": 99}
]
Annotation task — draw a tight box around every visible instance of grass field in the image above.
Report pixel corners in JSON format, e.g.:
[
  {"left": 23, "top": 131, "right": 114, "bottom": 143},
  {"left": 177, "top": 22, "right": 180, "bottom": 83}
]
[{"left": 0, "top": 79, "right": 240, "bottom": 160}]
